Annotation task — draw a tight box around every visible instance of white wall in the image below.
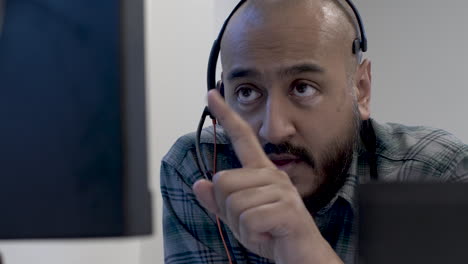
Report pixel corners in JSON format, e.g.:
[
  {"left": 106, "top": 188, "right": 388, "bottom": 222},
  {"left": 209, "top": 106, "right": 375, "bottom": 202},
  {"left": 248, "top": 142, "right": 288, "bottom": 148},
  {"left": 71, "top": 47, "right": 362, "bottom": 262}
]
[
  {"left": 355, "top": 0, "right": 468, "bottom": 142},
  {"left": 0, "top": 239, "right": 141, "bottom": 264},
  {"left": 139, "top": 0, "right": 215, "bottom": 264}
]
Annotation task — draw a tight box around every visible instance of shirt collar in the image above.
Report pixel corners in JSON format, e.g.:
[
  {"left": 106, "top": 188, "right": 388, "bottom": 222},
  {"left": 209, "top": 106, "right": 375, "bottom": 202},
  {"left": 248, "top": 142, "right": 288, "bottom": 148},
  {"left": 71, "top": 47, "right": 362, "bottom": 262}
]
[{"left": 315, "top": 150, "right": 361, "bottom": 215}]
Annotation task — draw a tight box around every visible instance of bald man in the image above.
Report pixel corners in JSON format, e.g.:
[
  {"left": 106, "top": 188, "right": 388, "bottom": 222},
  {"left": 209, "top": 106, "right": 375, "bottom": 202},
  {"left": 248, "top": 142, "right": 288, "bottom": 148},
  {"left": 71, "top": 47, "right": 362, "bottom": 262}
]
[{"left": 161, "top": 0, "right": 468, "bottom": 263}]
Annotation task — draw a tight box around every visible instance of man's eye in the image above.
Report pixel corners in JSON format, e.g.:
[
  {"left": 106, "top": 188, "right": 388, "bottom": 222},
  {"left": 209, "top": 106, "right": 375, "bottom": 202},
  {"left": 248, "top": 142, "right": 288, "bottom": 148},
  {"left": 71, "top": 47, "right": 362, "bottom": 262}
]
[
  {"left": 291, "top": 82, "right": 317, "bottom": 97},
  {"left": 236, "top": 87, "right": 261, "bottom": 104}
]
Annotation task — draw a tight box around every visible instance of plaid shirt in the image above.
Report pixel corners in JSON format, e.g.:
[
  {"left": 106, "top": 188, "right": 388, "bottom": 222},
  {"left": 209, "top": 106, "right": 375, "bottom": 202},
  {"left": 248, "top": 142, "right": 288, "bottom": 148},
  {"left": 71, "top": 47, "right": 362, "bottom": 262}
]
[{"left": 161, "top": 119, "right": 468, "bottom": 264}]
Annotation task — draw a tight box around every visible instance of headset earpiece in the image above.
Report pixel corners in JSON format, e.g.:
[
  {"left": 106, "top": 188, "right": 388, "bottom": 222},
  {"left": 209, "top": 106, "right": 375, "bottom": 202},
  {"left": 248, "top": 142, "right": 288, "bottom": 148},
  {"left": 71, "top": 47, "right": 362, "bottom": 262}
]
[
  {"left": 216, "top": 81, "right": 225, "bottom": 97},
  {"left": 352, "top": 38, "right": 361, "bottom": 54}
]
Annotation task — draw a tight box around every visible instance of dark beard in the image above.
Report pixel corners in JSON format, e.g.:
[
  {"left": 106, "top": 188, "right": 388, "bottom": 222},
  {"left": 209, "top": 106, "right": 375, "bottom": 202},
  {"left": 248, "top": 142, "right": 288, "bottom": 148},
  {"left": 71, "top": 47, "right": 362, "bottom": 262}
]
[
  {"left": 263, "top": 104, "right": 361, "bottom": 214},
  {"left": 302, "top": 132, "right": 357, "bottom": 214}
]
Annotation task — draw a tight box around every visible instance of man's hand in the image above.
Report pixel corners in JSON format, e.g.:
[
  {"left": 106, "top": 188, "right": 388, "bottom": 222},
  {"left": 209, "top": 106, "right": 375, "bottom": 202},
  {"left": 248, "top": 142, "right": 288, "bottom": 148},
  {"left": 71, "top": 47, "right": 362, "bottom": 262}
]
[{"left": 193, "top": 90, "right": 343, "bottom": 264}]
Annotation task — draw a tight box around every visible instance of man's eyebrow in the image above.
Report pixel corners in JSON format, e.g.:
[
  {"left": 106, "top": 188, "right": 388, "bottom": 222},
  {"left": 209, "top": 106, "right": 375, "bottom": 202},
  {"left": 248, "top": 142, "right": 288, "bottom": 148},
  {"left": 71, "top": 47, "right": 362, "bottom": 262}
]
[
  {"left": 226, "top": 63, "right": 325, "bottom": 82},
  {"left": 279, "top": 63, "right": 325, "bottom": 77},
  {"left": 227, "top": 67, "right": 260, "bottom": 82}
]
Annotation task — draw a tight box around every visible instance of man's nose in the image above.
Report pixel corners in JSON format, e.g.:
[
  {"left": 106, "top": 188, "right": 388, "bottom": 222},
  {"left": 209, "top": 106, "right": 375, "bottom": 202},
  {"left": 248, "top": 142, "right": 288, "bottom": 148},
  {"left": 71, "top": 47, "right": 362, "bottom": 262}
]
[{"left": 258, "top": 97, "right": 296, "bottom": 144}]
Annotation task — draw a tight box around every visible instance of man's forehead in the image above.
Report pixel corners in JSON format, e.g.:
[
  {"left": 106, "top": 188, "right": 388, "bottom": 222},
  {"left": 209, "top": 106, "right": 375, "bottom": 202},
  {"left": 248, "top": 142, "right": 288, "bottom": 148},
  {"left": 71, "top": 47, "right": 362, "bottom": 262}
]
[
  {"left": 222, "top": 29, "right": 329, "bottom": 66},
  {"left": 220, "top": 0, "right": 353, "bottom": 40},
  {"left": 222, "top": 0, "right": 327, "bottom": 40},
  {"left": 220, "top": 0, "right": 356, "bottom": 70}
]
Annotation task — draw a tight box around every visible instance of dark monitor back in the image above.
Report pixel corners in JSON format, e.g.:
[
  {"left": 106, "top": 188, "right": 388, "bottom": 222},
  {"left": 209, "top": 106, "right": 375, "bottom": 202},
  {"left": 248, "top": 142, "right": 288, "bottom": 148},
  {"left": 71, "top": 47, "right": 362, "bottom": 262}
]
[
  {"left": 359, "top": 183, "right": 468, "bottom": 264},
  {"left": 0, "top": 0, "right": 151, "bottom": 238}
]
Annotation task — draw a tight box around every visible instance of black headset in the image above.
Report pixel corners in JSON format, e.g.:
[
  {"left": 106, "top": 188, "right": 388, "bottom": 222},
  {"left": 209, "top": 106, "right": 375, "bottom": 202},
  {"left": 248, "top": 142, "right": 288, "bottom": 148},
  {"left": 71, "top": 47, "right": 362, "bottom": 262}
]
[{"left": 196, "top": 0, "right": 377, "bottom": 181}]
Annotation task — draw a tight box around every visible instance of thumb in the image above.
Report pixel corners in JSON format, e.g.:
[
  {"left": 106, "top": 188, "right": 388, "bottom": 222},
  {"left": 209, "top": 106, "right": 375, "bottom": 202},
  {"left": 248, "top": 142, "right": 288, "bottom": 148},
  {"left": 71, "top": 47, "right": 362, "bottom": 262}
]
[{"left": 193, "top": 179, "right": 220, "bottom": 215}]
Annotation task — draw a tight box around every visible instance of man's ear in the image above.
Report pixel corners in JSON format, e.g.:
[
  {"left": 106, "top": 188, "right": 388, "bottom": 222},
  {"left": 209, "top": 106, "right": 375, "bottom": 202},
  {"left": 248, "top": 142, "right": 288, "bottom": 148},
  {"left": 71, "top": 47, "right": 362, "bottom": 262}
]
[{"left": 355, "top": 59, "right": 372, "bottom": 120}]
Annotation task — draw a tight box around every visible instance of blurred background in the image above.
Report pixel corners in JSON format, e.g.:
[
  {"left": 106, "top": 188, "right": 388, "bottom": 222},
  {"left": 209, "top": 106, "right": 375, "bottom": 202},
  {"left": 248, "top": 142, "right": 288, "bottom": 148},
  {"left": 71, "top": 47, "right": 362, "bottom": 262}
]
[{"left": 0, "top": 0, "right": 467, "bottom": 263}]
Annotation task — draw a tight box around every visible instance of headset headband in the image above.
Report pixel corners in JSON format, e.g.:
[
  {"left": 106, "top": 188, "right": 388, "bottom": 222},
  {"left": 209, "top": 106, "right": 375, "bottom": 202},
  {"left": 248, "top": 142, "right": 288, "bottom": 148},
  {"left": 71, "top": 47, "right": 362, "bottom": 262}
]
[{"left": 207, "top": 0, "right": 368, "bottom": 92}]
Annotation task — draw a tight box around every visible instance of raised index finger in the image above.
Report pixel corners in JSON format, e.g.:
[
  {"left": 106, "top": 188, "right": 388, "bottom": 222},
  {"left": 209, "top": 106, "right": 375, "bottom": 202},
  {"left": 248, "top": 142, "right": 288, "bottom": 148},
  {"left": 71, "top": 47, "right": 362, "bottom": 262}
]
[{"left": 207, "top": 90, "right": 274, "bottom": 169}]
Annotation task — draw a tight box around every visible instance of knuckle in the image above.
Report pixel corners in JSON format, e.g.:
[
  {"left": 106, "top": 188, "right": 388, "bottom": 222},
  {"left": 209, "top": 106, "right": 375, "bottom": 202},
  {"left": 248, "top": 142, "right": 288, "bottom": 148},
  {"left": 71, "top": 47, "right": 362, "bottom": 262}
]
[
  {"left": 276, "top": 170, "right": 291, "bottom": 181},
  {"left": 238, "top": 214, "right": 253, "bottom": 242},
  {"left": 260, "top": 167, "right": 291, "bottom": 183},
  {"left": 239, "top": 211, "right": 263, "bottom": 245},
  {"left": 212, "top": 170, "right": 227, "bottom": 185},
  {"left": 225, "top": 192, "right": 238, "bottom": 212},
  {"left": 225, "top": 195, "right": 241, "bottom": 229},
  {"left": 259, "top": 167, "right": 277, "bottom": 177},
  {"left": 238, "top": 210, "right": 253, "bottom": 232},
  {"left": 285, "top": 194, "right": 305, "bottom": 212},
  {"left": 283, "top": 194, "right": 299, "bottom": 207}
]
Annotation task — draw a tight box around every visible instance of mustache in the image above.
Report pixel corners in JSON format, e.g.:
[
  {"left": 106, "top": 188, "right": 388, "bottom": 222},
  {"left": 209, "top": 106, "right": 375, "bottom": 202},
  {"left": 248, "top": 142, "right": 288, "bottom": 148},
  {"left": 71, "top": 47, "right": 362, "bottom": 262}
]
[{"left": 263, "top": 142, "right": 315, "bottom": 168}]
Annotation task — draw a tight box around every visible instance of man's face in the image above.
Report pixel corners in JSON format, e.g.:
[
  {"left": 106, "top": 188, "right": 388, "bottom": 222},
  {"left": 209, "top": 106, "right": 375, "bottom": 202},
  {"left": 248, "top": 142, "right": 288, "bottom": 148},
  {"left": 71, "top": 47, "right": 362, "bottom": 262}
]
[{"left": 220, "top": 1, "right": 370, "bottom": 211}]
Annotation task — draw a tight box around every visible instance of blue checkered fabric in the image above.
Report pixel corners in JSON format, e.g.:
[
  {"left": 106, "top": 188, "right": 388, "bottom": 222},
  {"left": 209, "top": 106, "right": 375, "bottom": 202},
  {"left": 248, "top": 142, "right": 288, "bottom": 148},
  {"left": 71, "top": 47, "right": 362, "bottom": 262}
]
[{"left": 161, "top": 119, "right": 468, "bottom": 263}]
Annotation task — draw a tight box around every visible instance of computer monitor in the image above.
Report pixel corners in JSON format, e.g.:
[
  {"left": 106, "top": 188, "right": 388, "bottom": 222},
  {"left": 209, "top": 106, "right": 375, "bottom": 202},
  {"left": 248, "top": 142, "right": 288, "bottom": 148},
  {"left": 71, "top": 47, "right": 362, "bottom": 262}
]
[
  {"left": 359, "top": 182, "right": 468, "bottom": 264},
  {"left": 0, "top": 0, "right": 151, "bottom": 238}
]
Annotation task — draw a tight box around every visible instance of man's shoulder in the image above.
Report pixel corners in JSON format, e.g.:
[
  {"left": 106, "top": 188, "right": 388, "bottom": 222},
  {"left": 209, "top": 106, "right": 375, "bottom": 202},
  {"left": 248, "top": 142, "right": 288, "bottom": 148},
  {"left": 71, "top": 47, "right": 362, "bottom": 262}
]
[
  {"left": 161, "top": 126, "right": 236, "bottom": 186},
  {"left": 372, "top": 119, "right": 468, "bottom": 180}
]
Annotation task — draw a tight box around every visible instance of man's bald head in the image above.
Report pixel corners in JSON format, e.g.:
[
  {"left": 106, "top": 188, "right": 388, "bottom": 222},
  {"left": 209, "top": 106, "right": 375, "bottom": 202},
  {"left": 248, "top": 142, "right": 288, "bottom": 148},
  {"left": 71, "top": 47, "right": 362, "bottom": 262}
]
[{"left": 220, "top": 0, "right": 362, "bottom": 79}]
